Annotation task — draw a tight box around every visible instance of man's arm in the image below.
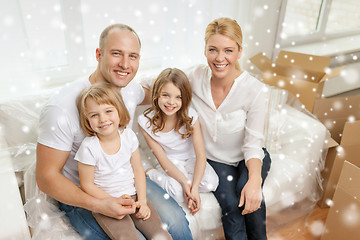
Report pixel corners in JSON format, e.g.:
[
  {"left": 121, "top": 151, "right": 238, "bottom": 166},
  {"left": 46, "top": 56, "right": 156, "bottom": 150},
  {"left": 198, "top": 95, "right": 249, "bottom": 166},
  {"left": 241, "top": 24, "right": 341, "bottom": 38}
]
[
  {"left": 36, "top": 143, "right": 135, "bottom": 219},
  {"left": 140, "top": 86, "right": 152, "bottom": 105}
]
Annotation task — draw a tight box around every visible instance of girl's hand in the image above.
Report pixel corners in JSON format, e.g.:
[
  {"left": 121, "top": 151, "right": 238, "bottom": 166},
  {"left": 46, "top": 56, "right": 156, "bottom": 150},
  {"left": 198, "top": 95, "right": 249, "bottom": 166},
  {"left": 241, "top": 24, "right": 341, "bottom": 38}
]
[
  {"left": 238, "top": 177, "right": 262, "bottom": 215},
  {"left": 188, "top": 187, "right": 200, "bottom": 215},
  {"left": 135, "top": 200, "right": 151, "bottom": 220},
  {"left": 181, "top": 179, "right": 194, "bottom": 202}
]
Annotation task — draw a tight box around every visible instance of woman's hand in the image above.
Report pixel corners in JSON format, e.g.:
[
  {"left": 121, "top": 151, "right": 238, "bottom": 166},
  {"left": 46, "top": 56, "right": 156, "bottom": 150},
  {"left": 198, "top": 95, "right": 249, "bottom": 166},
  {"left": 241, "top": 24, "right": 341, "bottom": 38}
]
[
  {"left": 238, "top": 177, "right": 262, "bottom": 215},
  {"left": 135, "top": 199, "right": 151, "bottom": 220}
]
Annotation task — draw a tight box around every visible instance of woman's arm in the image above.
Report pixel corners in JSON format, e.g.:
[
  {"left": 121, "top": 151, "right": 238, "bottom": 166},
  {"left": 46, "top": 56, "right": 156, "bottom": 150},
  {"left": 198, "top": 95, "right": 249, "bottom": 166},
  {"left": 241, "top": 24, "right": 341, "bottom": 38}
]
[
  {"left": 78, "top": 162, "right": 113, "bottom": 199},
  {"left": 239, "top": 158, "right": 262, "bottom": 215},
  {"left": 138, "top": 125, "right": 192, "bottom": 198}
]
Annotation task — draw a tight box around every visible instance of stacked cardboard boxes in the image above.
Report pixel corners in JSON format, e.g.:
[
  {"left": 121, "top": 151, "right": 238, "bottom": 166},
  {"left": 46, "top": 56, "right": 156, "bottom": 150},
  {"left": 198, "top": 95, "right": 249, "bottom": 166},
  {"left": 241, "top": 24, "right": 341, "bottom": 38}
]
[
  {"left": 251, "top": 51, "right": 360, "bottom": 208},
  {"left": 321, "top": 161, "right": 360, "bottom": 240}
]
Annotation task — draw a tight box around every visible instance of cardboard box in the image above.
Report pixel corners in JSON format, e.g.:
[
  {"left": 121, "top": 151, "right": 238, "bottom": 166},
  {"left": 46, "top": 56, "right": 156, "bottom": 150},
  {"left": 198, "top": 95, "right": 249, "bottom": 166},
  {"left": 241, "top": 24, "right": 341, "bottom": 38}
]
[
  {"left": 250, "top": 50, "right": 344, "bottom": 112},
  {"left": 317, "top": 120, "right": 360, "bottom": 208},
  {"left": 321, "top": 161, "right": 360, "bottom": 240},
  {"left": 313, "top": 95, "right": 360, "bottom": 143}
]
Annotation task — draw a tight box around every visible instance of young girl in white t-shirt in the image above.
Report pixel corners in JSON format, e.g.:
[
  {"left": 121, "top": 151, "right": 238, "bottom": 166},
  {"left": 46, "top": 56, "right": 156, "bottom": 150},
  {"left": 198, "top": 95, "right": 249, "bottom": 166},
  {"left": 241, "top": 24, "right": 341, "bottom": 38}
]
[
  {"left": 138, "top": 68, "right": 219, "bottom": 215},
  {"left": 75, "top": 82, "right": 172, "bottom": 240}
]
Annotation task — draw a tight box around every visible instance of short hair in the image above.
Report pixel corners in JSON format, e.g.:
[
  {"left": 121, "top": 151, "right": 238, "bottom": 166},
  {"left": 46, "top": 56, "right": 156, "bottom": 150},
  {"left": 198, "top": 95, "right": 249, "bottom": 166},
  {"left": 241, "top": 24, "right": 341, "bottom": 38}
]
[
  {"left": 77, "top": 82, "right": 130, "bottom": 137},
  {"left": 99, "top": 23, "right": 141, "bottom": 51},
  {"left": 205, "top": 17, "right": 243, "bottom": 70},
  {"left": 144, "top": 68, "right": 193, "bottom": 138}
]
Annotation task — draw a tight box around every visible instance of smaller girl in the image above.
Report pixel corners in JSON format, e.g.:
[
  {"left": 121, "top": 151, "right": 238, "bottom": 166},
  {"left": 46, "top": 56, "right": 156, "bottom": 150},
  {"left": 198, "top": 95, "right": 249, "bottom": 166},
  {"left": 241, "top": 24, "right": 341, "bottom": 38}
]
[
  {"left": 138, "top": 68, "right": 219, "bottom": 215},
  {"left": 75, "top": 82, "right": 172, "bottom": 240}
]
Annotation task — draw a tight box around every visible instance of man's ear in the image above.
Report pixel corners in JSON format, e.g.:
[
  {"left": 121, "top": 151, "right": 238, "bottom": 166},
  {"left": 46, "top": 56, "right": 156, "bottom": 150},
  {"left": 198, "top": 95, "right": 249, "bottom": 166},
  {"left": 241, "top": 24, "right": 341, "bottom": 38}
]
[{"left": 96, "top": 48, "right": 102, "bottom": 62}]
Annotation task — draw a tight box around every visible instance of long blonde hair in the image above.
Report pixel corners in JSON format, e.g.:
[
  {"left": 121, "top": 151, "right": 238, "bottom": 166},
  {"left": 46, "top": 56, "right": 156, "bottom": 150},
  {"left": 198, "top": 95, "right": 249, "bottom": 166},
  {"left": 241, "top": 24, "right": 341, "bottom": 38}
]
[
  {"left": 144, "top": 68, "right": 193, "bottom": 139},
  {"left": 77, "top": 82, "right": 130, "bottom": 137},
  {"left": 205, "top": 17, "right": 243, "bottom": 70}
]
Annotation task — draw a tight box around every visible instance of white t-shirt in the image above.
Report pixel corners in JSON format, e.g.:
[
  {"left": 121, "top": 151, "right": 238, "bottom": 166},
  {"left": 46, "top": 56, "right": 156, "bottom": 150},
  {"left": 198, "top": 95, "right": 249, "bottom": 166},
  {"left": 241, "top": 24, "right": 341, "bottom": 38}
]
[
  {"left": 75, "top": 128, "right": 138, "bottom": 197},
  {"left": 137, "top": 107, "right": 198, "bottom": 161},
  {"left": 37, "top": 77, "right": 145, "bottom": 186},
  {"left": 141, "top": 64, "right": 267, "bottom": 166}
]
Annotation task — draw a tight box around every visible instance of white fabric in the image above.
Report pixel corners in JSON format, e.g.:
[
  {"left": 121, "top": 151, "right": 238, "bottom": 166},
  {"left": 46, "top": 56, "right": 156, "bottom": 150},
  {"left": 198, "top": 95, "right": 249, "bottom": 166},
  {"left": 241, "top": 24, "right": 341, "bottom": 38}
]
[
  {"left": 137, "top": 107, "right": 198, "bottom": 161},
  {"left": 147, "top": 159, "right": 219, "bottom": 203},
  {"left": 75, "top": 129, "right": 138, "bottom": 197},
  {"left": 37, "top": 77, "right": 144, "bottom": 186}
]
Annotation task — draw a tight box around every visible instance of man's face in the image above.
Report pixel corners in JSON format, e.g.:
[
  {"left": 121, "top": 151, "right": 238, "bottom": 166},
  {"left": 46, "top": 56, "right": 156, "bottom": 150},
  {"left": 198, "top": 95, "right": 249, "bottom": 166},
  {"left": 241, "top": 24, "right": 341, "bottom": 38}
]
[{"left": 96, "top": 29, "right": 141, "bottom": 88}]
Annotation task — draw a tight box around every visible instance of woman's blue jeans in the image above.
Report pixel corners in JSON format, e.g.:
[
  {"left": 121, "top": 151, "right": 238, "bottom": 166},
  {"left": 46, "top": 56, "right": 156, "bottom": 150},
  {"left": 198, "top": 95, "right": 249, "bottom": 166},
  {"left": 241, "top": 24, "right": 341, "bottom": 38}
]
[
  {"left": 59, "top": 178, "right": 193, "bottom": 240},
  {"left": 208, "top": 148, "right": 271, "bottom": 240}
]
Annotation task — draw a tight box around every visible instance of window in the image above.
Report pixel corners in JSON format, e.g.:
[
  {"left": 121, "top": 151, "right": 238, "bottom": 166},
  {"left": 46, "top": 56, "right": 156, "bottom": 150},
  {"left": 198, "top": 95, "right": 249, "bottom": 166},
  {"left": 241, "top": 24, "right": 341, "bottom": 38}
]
[
  {"left": 0, "top": 0, "right": 241, "bottom": 99},
  {"left": 278, "top": 0, "right": 360, "bottom": 48}
]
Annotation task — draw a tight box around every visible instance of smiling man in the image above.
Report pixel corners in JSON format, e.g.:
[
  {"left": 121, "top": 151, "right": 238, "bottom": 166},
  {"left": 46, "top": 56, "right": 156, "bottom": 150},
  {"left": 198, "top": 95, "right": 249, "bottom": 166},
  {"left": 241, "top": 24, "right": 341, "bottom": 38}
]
[{"left": 36, "top": 24, "right": 193, "bottom": 240}]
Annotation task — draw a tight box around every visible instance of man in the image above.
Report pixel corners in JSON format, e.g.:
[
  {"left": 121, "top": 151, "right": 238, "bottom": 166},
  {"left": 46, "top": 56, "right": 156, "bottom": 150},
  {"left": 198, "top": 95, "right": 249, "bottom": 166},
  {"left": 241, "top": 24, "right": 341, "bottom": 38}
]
[{"left": 36, "top": 24, "right": 192, "bottom": 240}]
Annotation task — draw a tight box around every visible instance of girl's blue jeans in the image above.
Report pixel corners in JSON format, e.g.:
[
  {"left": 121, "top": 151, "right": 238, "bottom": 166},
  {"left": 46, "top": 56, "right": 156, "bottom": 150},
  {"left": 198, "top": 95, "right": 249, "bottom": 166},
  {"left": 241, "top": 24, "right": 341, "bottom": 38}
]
[
  {"left": 208, "top": 148, "right": 271, "bottom": 240},
  {"left": 59, "top": 178, "right": 193, "bottom": 240}
]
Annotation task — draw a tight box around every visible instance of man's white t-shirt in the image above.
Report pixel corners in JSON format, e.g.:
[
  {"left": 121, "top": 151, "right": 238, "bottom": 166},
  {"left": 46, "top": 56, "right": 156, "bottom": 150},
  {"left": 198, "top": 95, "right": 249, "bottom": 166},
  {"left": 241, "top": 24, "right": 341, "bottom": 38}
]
[
  {"left": 75, "top": 128, "right": 138, "bottom": 197},
  {"left": 37, "top": 77, "right": 144, "bottom": 186}
]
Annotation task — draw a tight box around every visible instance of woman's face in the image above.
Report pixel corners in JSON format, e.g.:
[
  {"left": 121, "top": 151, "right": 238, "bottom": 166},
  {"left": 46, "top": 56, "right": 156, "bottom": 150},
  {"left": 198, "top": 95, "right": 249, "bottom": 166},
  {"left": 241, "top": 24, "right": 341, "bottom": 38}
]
[{"left": 205, "top": 34, "right": 242, "bottom": 80}]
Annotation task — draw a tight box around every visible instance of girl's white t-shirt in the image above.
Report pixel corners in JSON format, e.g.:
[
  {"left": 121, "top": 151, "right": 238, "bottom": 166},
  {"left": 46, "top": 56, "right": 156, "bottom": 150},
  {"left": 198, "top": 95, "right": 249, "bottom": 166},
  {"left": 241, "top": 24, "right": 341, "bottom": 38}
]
[
  {"left": 75, "top": 128, "right": 139, "bottom": 197},
  {"left": 138, "top": 107, "right": 198, "bottom": 161}
]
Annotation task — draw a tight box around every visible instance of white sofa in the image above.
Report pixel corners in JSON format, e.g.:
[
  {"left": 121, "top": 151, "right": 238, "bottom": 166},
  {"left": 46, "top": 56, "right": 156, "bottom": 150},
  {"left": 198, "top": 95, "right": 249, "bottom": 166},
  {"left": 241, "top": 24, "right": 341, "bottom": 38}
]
[{"left": 0, "top": 84, "right": 329, "bottom": 239}]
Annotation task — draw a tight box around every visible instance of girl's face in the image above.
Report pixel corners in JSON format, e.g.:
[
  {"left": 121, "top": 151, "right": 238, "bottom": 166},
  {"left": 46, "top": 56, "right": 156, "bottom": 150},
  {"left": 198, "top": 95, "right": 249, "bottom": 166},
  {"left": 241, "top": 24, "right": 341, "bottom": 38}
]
[
  {"left": 85, "top": 98, "right": 120, "bottom": 138},
  {"left": 205, "top": 33, "right": 242, "bottom": 80},
  {"left": 157, "top": 82, "right": 182, "bottom": 118}
]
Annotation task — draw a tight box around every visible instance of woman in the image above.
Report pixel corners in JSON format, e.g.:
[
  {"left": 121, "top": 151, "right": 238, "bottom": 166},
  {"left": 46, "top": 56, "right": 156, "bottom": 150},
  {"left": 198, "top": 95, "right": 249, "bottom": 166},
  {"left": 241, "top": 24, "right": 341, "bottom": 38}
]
[
  {"left": 186, "top": 17, "right": 271, "bottom": 240},
  {"left": 142, "top": 17, "right": 271, "bottom": 240}
]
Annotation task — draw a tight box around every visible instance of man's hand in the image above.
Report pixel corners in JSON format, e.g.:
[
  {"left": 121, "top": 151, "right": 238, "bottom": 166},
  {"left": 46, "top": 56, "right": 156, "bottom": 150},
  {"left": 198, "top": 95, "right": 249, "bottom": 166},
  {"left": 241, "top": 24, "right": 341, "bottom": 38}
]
[{"left": 96, "top": 195, "right": 136, "bottom": 220}]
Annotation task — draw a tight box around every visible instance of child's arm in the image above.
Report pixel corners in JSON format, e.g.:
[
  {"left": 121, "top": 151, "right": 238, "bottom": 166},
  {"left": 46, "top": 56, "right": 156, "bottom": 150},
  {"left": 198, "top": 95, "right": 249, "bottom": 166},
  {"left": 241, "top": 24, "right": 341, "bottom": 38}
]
[
  {"left": 78, "top": 162, "right": 113, "bottom": 199},
  {"left": 138, "top": 125, "right": 193, "bottom": 199},
  {"left": 189, "top": 119, "right": 207, "bottom": 214},
  {"left": 131, "top": 148, "right": 151, "bottom": 220}
]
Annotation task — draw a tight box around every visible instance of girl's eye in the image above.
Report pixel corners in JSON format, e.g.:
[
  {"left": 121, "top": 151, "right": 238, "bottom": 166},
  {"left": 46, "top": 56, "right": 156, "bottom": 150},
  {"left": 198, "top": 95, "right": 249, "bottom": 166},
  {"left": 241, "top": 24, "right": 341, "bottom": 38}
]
[
  {"left": 225, "top": 50, "right": 233, "bottom": 53},
  {"left": 90, "top": 114, "right": 98, "bottom": 118},
  {"left": 162, "top": 94, "right": 169, "bottom": 97},
  {"left": 176, "top": 96, "right": 182, "bottom": 99},
  {"left": 209, "top": 49, "right": 216, "bottom": 52},
  {"left": 106, "top": 110, "right": 112, "bottom": 113}
]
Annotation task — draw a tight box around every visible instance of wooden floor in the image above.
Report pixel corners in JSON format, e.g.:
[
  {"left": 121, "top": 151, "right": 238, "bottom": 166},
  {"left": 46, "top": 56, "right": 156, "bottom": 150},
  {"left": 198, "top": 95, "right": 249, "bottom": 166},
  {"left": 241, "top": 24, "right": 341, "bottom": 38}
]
[{"left": 267, "top": 206, "right": 330, "bottom": 240}]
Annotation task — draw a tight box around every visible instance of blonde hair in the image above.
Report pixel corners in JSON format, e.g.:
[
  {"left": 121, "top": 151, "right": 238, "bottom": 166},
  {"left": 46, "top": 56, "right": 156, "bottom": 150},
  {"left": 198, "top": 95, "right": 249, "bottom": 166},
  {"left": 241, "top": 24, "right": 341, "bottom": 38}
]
[
  {"left": 144, "top": 68, "right": 193, "bottom": 139},
  {"left": 77, "top": 82, "right": 130, "bottom": 137},
  {"left": 205, "top": 17, "right": 243, "bottom": 70},
  {"left": 99, "top": 24, "right": 141, "bottom": 52}
]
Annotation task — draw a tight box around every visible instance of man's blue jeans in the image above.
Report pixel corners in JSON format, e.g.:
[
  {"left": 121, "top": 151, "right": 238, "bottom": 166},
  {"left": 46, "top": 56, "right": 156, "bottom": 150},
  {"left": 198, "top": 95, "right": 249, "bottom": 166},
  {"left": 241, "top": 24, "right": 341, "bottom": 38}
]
[
  {"left": 59, "top": 178, "right": 193, "bottom": 240},
  {"left": 208, "top": 148, "right": 271, "bottom": 240}
]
